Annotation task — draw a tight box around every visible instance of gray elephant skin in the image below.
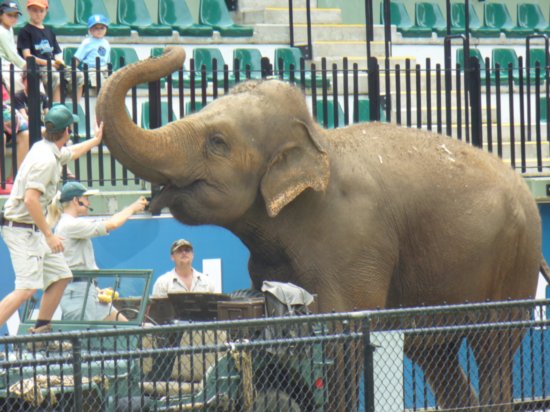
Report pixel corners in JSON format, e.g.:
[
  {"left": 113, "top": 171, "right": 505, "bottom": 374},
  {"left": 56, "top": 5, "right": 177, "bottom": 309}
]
[{"left": 96, "top": 47, "right": 542, "bottom": 410}]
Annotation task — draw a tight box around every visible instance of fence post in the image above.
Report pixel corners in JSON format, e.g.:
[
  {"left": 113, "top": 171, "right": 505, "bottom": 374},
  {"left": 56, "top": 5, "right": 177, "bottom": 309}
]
[
  {"left": 368, "top": 57, "right": 380, "bottom": 121},
  {"left": 26, "top": 57, "right": 42, "bottom": 145},
  {"left": 148, "top": 80, "right": 162, "bottom": 212},
  {"left": 72, "top": 337, "right": 83, "bottom": 409},
  {"left": 363, "top": 315, "right": 375, "bottom": 412},
  {"left": 468, "top": 56, "right": 483, "bottom": 148}
]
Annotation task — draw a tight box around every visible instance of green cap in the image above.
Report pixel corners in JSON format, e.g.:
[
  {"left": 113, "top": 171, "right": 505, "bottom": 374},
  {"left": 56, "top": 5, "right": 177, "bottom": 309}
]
[
  {"left": 60, "top": 181, "right": 99, "bottom": 203},
  {"left": 44, "top": 105, "right": 79, "bottom": 132}
]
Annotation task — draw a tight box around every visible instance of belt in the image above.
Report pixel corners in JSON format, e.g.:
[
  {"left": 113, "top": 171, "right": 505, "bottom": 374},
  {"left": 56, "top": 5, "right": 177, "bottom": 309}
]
[{"left": 2, "top": 220, "right": 39, "bottom": 232}]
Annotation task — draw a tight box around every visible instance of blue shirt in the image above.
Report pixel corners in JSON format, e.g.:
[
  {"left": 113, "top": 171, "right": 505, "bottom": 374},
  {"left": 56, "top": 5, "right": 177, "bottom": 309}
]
[{"left": 74, "top": 37, "right": 110, "bottom": 69}]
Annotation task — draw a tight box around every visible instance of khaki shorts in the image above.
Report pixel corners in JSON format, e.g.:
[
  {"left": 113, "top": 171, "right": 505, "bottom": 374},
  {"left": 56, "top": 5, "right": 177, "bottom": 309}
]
[
  {"left": 1, "top": 226, "right": 72, "bottom": 290},
  {"left": 38, "top": 66, "right": 84, "bottom": 92}
]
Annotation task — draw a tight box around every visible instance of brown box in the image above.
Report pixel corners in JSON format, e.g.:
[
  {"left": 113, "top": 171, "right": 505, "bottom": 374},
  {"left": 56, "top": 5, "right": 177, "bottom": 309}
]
[{"left": 217, "top": 298, "right": 265, "bottom": 321}]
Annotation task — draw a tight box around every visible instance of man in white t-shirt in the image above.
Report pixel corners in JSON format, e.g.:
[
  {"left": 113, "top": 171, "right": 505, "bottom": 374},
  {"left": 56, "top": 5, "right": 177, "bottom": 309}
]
[{"left": 152, "top": 239, "right": 215, "bottom": 298}]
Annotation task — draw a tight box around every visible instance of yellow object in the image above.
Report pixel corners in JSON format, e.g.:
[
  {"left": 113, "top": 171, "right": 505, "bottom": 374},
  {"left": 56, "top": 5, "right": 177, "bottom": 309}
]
[{"left": 98, "top": 288, "right": 119, "bottom": 303}]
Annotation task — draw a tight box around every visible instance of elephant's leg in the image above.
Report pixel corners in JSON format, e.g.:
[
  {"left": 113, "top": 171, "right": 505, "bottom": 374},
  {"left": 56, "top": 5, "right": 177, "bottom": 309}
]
[
  {"left": 405, "top": 334, "right": 479, "bottom": 410},
  {"left": 470, "top": 328, "right": 524, "bottom": 412}
]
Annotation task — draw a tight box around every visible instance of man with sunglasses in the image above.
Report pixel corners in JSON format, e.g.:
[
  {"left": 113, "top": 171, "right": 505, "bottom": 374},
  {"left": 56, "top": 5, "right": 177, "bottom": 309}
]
[
  {"left": 0, "top": 104, "right": 103, "bottom": 333},
  {"left": 152, "top": 239, "right": 215, "bottom": 298}
]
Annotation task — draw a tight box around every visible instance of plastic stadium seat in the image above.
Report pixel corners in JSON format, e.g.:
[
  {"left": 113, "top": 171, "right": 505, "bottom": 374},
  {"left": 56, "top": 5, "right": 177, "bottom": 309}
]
[
  {"left": 447, "top": 2, "right": 482, "bottom": 35},
  {"left": 380, "top": 1, "right": 432, "bottom": 37},
  {"left": 193, "top": 48, "right": 236, "bottom": 85},
  {"left": 233, "top": 48, "right": 263, "bottom": 79},
  {"left": 74, "top": 0, "right": 132, "bottom": 36},
  {"left": 44, "top": 0, "right": 87, "bottom": 35},
  {"left": 150, "top": 47, "right": 203, "bottom": 88},
  {"left": 110, "top": 47, "right": 149, "bottom": 88},
  {"left": 492, "top": 48, "right": 520, "bottom": 84},
  {"left": 517, "top": 3, "right": 548, "bottom": 33},
  {"left": 274, "top": 47, "right": 329, "bottom": 87},
  {"left": 199, "top": 0, "right": 254, "bottom": 37},
  {"left": 541, "top": 96, "right": 548, "bottom": 122},
  {"left": 117, "top": 0, "right": 173, "bottom": 36},
  {"left": 472, "top": 2, "right": 532, "bottom": 38},
  {"left": 456, "top": 47, "right": 488, "bottom": 82},
  {"left": 527, "top": 48, "right": 548, "bottom": 80},
  {"left": 316, "top": 100, "right": 345, "bottom": 128},
  {"left": 63, "top": 47, "right": 78, "bottom": 68},
  {"left": 414, "top": 2, "right": 446, "bottom": 36},
  {"left": 141, "top": 101, "right": 176, "bottom": 129},
  {"left": 159, "top": 0, "right": 213, "bottom": 37}
]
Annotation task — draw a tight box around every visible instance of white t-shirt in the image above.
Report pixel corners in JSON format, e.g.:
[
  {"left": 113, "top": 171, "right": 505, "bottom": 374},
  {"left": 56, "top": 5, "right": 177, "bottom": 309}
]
[{"left": 152, "top": 268, "right": 215, "bottom": 298}]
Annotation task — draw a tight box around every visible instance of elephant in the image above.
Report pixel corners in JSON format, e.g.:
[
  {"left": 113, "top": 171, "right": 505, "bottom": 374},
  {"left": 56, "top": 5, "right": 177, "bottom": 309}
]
[{"left": 96, "top": 47, "right": 542, "bottom": 411}]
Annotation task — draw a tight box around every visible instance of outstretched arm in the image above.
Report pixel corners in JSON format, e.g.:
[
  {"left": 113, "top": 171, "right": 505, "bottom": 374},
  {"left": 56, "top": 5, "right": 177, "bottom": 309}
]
[
  {"left": 105, "top": 196, "right": 149, "bottom": 232},
  {"left": 69, "top": 121, "right": 103, "bottom": 160}
]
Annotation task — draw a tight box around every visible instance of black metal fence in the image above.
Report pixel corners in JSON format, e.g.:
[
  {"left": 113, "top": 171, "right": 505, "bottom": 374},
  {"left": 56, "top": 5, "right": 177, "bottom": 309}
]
[
  {"left": 1, "top": 45, "right": 550, "bottom": 190},
  {"left": 0, "top": 299, "right": 548, "bottom": 411}
]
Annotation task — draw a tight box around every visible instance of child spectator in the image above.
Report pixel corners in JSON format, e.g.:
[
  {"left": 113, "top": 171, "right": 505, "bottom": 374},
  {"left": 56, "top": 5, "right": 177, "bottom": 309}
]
[
  {"left": 16, "top": 0, "right": 84, "bottom": 103},
  {"left": 0, "top": 1, "right": 25, "bottom": 91},
  {"left": 74, "top": 14, "right": 110, "bottom": 88},
  {"left": 13, "top": 70, "right": 49, "bottom": 123}
]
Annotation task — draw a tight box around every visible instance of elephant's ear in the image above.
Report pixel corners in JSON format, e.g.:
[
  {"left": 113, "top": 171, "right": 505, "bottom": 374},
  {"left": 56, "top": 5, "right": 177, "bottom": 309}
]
[{"left": 260, "top": 120, "right": 330, "bottom": 217}]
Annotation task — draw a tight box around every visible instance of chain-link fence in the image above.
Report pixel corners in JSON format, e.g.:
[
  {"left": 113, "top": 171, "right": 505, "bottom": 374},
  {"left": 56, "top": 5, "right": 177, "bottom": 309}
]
[{"left": 0, "top": 299, "right": 548, "bottom": 411}]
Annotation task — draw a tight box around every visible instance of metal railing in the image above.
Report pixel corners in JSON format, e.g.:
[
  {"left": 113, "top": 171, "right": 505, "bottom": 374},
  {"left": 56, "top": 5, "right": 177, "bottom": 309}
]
[{"left": 0, "top": 299, "right": 549, "bottom": 411}]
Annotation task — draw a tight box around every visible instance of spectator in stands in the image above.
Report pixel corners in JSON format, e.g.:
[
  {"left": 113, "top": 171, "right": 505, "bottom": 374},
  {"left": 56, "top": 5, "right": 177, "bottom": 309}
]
[
  {"left": 17, "top": 0, "right": 84, "bottom": 103},
  {"left": 0, "top": 1, "right": 25, "bottom": 92},
  {"left": 46, "top": 181, "right": 148, "bottom": 321},
  {"left": 0, "top": 81, "right": 30, "bottom": 194},
  {"left": 0, "top": 105, "right": 103, "bottom": 334},
  {"left": 152, "top": 239, "right": 216, "bottom": 297},
  {"left": 74, "top": 14, "right": 110, "bottom": 88},
  {"left": 13, "top": 70, "right": 49, "bottom": 124}
]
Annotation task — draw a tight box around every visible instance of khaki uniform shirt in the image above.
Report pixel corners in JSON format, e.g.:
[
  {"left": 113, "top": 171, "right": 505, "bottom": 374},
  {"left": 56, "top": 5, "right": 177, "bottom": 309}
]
[
  {"left": 4, "top": 139, "right": 71, "bottom": 223},
  {"left": 55, "top": 213, "right": 109, "bottom": 270},
  {"left": 152, "top": 268, "right": 215, "bottom": 298}
]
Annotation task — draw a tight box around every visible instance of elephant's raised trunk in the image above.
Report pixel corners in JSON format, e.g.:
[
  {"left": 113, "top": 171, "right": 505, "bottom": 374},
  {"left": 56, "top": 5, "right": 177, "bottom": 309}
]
[{"left": 96, "top": 47, "right": 187, "bottom": 184}]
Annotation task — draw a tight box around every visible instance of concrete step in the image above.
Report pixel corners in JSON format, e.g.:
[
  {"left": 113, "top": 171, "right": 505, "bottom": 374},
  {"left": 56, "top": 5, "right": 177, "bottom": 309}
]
[
  {"left": 253, "top": 23, "right": 390, "bottom": 43},
  {"left": 241, "top": 7, "right": 342, "bottom": 25}
]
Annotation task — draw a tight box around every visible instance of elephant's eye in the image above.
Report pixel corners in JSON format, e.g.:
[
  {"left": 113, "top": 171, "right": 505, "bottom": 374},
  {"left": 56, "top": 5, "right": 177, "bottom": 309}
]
[{"left": 206, "top": 134, "right": 230, "bottom": 156}]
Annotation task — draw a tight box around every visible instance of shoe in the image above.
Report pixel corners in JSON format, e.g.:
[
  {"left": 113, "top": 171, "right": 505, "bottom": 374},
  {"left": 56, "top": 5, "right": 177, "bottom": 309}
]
[{"left": 28, "top": 323, "right": 52, "bottom": 334}]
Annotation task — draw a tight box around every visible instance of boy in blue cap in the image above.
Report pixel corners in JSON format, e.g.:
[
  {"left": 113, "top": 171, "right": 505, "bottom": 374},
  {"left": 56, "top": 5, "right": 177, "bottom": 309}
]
[
  {"left": 74, "top": 14, "right": 110, "bottom": 88},
  {"left": 0, "top": 105, "right": 103, "bottom": 333}
]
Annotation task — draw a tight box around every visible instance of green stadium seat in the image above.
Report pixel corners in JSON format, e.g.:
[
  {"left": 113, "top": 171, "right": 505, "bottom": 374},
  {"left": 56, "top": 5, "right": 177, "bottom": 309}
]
[
  {"left": 316, "top": 100, "right": 345, "bottom": 129},
  {"left": 472, "top": 2, "right": 532, "bottom": 38},
  {"left": 193, "top": 48, "right": 236, "bottom": 85},
  {"left": 356, "top": 98, "right": 387, "bottom": 122},
  {"left": 492, "top": 48, "right": 521, "bottom": 84},
  {"left": 527, "top": 48, "right": 548, "bottom": 80},
  {"left": 380, "top": 1, "right": 432, "bottom": 37},
  {"left": 233, "top": 48, "right": 263, "bottom": 79},
  {"left": 446, "top": 2, "right": 482, "bottom": 35},
  {"left": 141, "top": 101, "right": 176, "bottom": 129},
  {"left": 415, "top": 2, "right": 446, "bottom": 36},
  {"left": 44, "top": 0, "right": 87, "bottom": 35},
  {"left": 150, "top": 47, "right": 204, "bottom": 88},
  {"left": 456, "top": 47, "right": 488, "bottom": 82},
  {"left": 199, "top": 0, "right": 254, "bottom": 37},
  {"left": 75, "top": 0, "right": 132, "bottom": 36},
  {"left": 159, "top": 0, "right": 213, "bottom": 37},
  {"left": 117, "top": 0, "right": 173, "bottom": 36},
  {"left": 517, "top": 3, "right": 548, "bottom": 33},
  {"left": 110, "top": 47, "right": 150, "bottom": 88},
  {"left": 541, "top": 96, "right": 548, "bottom": 122},
  {"left": 63, "top": 47, "right": 78, "bottom": 68},
  {"left": 274, "top": 47, "right": 329, "bottom": 87}
]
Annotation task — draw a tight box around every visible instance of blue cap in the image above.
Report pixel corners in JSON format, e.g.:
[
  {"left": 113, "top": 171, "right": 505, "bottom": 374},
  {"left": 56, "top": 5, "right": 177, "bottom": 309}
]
[{"left": 87, "top": 14, "right": 109, "bottom": 29}]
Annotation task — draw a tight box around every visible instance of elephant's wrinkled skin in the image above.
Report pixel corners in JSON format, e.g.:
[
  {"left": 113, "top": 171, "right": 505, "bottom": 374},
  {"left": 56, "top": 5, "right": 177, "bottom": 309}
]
[{"left": 96, "top": 47, "right": 541, "bottom": 410}]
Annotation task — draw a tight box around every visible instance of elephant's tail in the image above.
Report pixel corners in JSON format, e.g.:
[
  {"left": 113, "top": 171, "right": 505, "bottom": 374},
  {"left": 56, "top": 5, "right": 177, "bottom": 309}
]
[{"left": 540, "top": 256, "right": 550, "bottom": 284}]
